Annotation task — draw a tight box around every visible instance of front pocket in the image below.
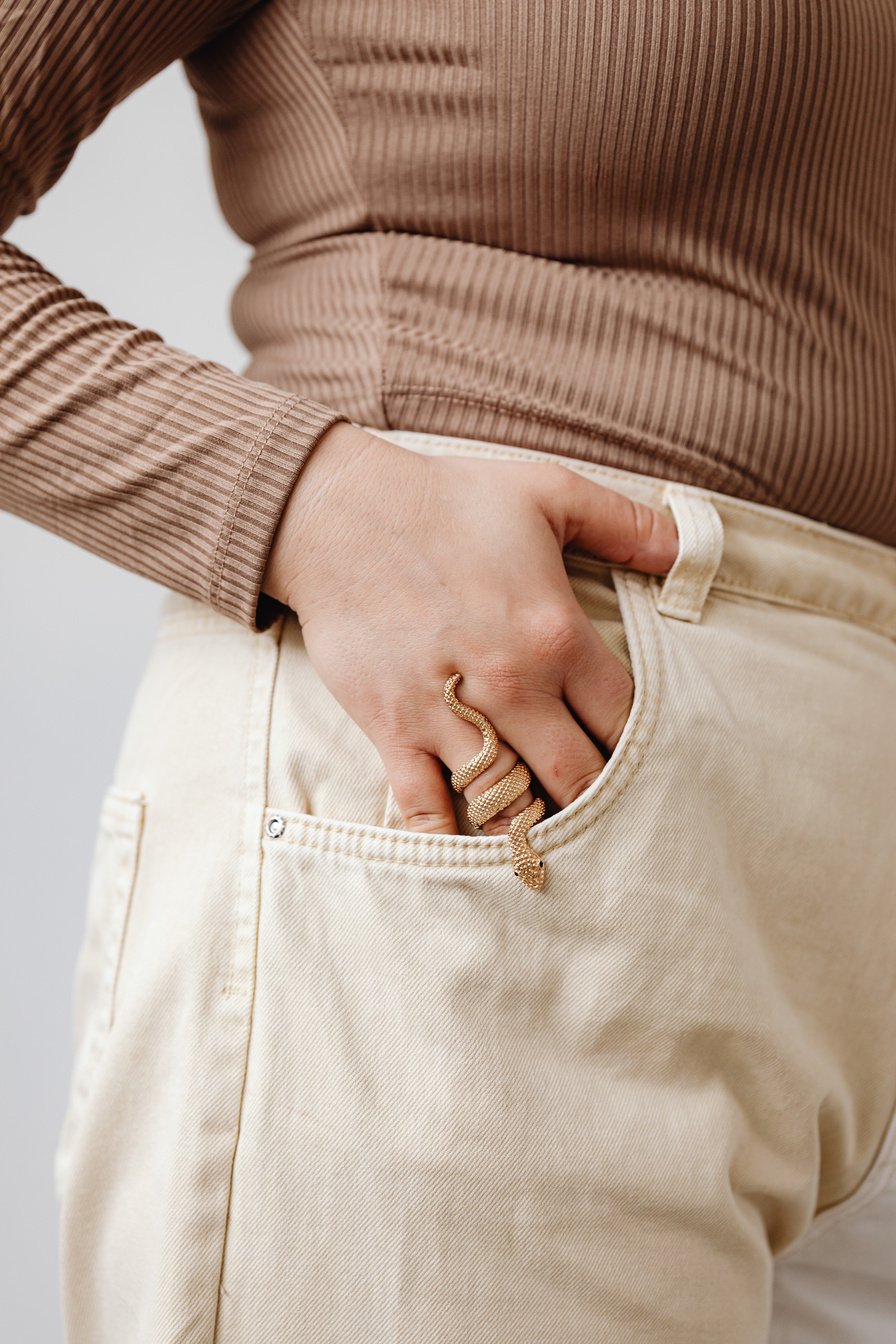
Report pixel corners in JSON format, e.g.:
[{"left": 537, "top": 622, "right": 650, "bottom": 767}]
[
  {"left": 263, "top": 560, "right": 665, "bottom": 887},
  {"left": 219, "top": 566, "right": 666, "bottom": 1331},
  {"left": 53, "top": 785, "right": 145, "bottom": 1203}
]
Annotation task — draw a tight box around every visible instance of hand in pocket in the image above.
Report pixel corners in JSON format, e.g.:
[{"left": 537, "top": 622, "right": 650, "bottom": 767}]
[{"left": 262, "top": 424, "right": 678, "bottom": 836}]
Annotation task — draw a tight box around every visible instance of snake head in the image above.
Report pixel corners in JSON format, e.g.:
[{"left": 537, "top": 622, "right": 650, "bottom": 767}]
[
  {"left": 508, "top": 799, "right": 547, "bottom": 890},
  {"left": 512, "top": 852, "right": 546, "bottom": 890}
]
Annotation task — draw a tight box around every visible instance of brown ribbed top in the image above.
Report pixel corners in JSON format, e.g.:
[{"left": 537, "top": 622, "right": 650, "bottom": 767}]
[{"left": 2, "top": 1, "right": 895, "bottom": 630}]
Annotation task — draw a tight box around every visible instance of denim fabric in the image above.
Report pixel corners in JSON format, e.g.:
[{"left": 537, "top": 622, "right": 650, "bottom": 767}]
[{"left": 54, "top": 428, "right": 896, "bottom": 1342}]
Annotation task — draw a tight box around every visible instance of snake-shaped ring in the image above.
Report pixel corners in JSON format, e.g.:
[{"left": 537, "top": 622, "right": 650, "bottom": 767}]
[{"left": 443, "top": 672, "right": 546, "bottom": 890}]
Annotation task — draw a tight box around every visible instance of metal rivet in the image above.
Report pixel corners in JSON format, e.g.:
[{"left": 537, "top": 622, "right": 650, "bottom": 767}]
[{"left": 265, "top": 814, "right": 286, "bottom": 839}]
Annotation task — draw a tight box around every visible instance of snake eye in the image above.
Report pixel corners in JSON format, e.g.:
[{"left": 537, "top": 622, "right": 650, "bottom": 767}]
[{"left": 538, "top": 860, "right": 544, "bottom": 868}]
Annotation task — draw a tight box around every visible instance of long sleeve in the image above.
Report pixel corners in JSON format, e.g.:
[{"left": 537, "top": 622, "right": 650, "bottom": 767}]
[{"left": 0, "top": 0, "right": 350, "bottom": 630}]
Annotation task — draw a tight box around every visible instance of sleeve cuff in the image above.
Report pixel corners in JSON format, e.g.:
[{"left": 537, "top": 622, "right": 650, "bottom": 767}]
[{"left": 207, "top": 392, "right": 352, "bottom": 631}]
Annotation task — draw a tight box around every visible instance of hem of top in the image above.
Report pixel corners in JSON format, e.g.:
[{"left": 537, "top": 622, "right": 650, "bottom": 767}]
[{"left": 375, "top": 384, "right": 766, "bottom": 497}]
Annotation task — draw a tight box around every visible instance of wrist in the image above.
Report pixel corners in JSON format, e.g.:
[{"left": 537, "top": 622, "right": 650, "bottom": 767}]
[{"left": 261, "top": 421, "right": 398, "bottom": 613}]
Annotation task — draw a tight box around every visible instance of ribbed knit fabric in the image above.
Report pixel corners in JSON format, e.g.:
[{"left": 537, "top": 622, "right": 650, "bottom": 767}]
[{"left": 2, "top": 1, "right": 895, "bottom": 631}]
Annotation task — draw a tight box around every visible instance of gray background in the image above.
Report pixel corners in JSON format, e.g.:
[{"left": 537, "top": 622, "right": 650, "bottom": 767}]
[{"left": 1, "top": 65, "right": 251, "bottom": 1341}]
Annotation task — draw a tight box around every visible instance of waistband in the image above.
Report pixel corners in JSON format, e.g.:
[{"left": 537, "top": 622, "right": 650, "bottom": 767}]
[{"left": 353, "top": 424, "right": 896, "bottom": 642}]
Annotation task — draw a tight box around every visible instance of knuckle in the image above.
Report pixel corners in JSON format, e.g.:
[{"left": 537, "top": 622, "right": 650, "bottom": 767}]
[
  {"left": 526, "top": 460, "right": 575, "bottom": 495},
  {"left": 602, "top": 669, "right": 635, "bottom": 744},
  {"left": 521, "top": 461, "right": 579, "bottom": 529},
  {"left": 564, "top": 763, "right": 604, "bottom": 804},
  {"left": 366, "top": 699, "right": 405, "bottom": 744},
  {"left": 387, "top": 762, "right": 455, "bottom": 835},
  {"left": 623, "top": 497, "right": 659, "bottom": 560},
  {"left": 368, "top": 693, "right": 431, "bottom": 752},
  {"left": 477, "top": 653, "right": 531, "bottom": 702},
  {"left": 541, "top": 460, "right": 579, "bottom": 494},
  {"left": 533, "top": 462, "right": 581, "bottom": 526},
  {"left": 635, "top": 500, "right": 659, "bottom": 548},
  {"left": 400, "top": 807, "right": 455, "bottom": 835},
  {"left": 525, "top": 606, "right": 583, "bottom": 667}
]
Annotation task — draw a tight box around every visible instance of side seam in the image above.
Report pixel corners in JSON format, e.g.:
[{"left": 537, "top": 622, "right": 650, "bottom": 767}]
[{"left": 211, "top": 617, "right": 286, "bottom": 1342}]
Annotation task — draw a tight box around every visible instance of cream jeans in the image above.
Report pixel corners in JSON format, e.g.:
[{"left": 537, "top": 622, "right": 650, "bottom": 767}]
[{"left": 54, "top": 427, "right": 896, "bottom": 1342}]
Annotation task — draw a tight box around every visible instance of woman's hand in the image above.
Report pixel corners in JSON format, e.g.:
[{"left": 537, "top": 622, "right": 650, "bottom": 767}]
[{"left": 262, "top": 423, "right": 678, "bottom": 836}]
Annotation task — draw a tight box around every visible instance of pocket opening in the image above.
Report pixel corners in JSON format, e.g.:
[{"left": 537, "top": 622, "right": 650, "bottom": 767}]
[{"left": 263, "top": 565, "right": 665, "bottom": 869}]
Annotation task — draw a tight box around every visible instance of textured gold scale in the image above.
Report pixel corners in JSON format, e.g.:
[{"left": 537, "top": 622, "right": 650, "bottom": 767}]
[{"left": 443, "top": 672, "right": 546, "bottom": 890}]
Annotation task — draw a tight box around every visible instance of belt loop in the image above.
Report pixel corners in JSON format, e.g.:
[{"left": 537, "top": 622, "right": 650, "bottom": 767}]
[{"left": 655, "top": 486, "right": 724, "bottom": 622}]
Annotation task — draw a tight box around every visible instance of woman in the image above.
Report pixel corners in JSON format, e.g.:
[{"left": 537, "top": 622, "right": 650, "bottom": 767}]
[{"left": 2, "top": 1, "right": 895, "bottom": 1340}]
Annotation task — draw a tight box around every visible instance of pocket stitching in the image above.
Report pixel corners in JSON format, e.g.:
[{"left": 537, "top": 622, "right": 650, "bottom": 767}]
[
  {"left": 527, "top": 567, "right": 664, "bottom": 850},
  {"left": 54, "top": 785, "right": 145, "bottom": 1200}
]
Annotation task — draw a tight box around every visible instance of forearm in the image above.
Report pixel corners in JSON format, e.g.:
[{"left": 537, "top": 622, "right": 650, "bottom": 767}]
[
  {"left": 0, "top": 239, "right": 350, "bottom": 628},
  {"left": 0, "top": 0, "right": 356, "bottom": 630}
]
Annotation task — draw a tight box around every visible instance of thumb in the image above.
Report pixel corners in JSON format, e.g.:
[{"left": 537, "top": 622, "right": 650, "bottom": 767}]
[{"left": 548, "top": 468, "right": 679, "bottom": 574}]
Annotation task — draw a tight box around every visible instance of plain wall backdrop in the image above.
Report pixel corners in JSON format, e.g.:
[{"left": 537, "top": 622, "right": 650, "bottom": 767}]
[{"left": 0, "top": 64, "right": 252, "bottom": 1341}]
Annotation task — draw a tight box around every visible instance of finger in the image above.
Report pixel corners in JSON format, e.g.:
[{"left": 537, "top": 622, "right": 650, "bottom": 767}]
[
  {"left": 455, "top": 670, "right": 608, "bottom": 813},
  {"left": 562, "top": 624, "right": 635, "bottom": 754},
  {"left": 437, "top": 721, "right": 537, "bottom": 837},
  {"left": 383, "top": 747, "right": 460, "bottom": 835},
  {"left": 545, "top": 467, "right": 679, "bottom": 574}
]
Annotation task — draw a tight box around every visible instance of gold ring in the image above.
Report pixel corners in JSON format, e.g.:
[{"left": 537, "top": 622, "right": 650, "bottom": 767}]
[{"left": 443, "top": 672, "right": 546, "bottom": 890}]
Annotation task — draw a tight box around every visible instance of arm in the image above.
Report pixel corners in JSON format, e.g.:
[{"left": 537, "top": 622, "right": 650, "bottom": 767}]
[{"left": 0, "top": 0, "right": 350, "bottom": 629}]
